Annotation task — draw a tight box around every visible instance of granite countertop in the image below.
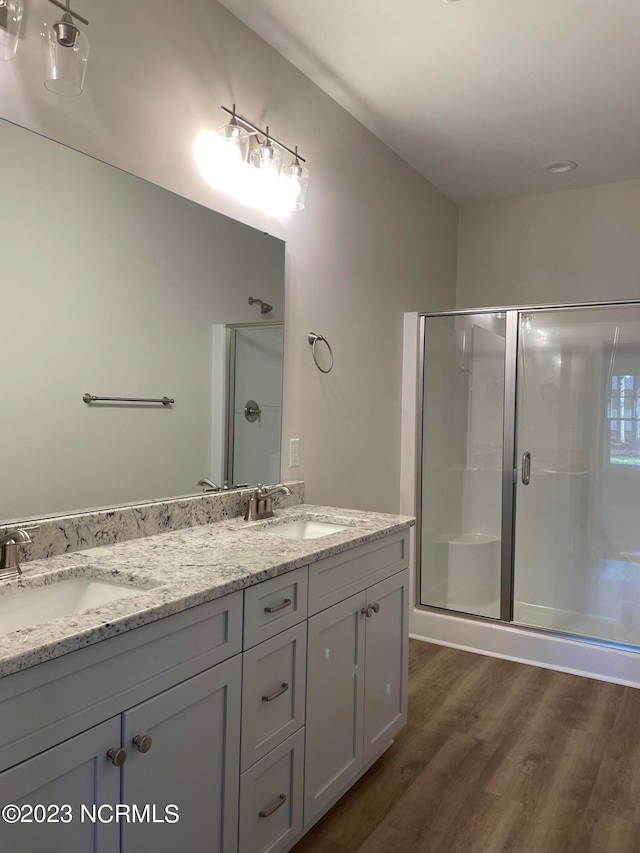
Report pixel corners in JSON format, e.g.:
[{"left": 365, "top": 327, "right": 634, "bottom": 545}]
[{"left": 0, "top": 504, "right": 414, "bottom": 678}]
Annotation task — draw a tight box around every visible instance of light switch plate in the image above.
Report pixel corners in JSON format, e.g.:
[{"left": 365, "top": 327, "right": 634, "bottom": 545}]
[{"left": 289, "top": 438, "right": 300, "bottom": 467}]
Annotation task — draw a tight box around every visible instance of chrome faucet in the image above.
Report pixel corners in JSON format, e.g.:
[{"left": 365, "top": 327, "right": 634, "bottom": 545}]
[
  {"left": 197, "top": 478, "right": 221, "bottom": 492},
  {"left": 244, "top": 484, "right": 292, "bottom": 521},
  {"left": 0, "top": 527, "right": 38, "bottom": 581}
]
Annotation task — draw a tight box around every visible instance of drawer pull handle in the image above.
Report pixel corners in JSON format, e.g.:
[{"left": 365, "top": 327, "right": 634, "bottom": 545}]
[
  {"left": 132, "top": 734, "right": 153, "bottom": 753},
  {"left": 259, "top": 793, "right": 287, "bottom": 818},
  {"left": 107, "top": 747, "right": 127, "bottom": 767},
  {"left": 264, "top": 598, "right": 292, "bottom": 614},
  {"left": 262, "top": 682, "right": 289, "bottom": 702}
]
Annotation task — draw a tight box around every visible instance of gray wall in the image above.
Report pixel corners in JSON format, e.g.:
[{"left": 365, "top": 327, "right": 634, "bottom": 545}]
[
  {"left": 457, "top": 179, "right": 640, "bottom": 309},
  {"left": 0, "top": 0, "right": 458, "bottom": 515}
]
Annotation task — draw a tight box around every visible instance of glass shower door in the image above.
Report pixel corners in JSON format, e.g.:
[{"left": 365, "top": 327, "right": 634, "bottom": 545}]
[
  {"left": 420, "top": 313, "right": 507, "bottom": 618},
  {"left": 226, "top": 324, "right": 284, "bottom": 487},
  {"left": 513, "top": 307, "right": 640, "bottom": 645}
]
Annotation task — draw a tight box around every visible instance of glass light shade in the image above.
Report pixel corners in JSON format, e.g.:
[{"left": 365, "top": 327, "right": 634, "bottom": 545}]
[
  {"left": 282, "top": 159, "right": 309, "bottom": 211},
  {"left": 44, "top": 17, "right": 89, "bottom": 96},
  {"left": 250, "top": 139, "right": 282, "bottom": 176},
  {"left": 0, "top": 0, "right": 23, "bottom": 61},
  {"left": 216, "top": 121, "right": 250, "bottom": 164}
]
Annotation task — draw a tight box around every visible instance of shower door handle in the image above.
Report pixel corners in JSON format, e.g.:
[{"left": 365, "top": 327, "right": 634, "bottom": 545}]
[{"left": 521, "top": 452, "right": 531, "bottom": 485}]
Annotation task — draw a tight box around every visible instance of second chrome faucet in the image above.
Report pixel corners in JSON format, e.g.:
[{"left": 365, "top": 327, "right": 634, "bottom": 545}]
[{"left": 245, "top": 484, "right": 292, "bottom": 522}]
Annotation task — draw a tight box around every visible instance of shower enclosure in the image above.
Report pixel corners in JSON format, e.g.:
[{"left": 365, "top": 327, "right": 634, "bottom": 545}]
[{"left": 419, "top": 303, "right": 640, "bottom": 649}]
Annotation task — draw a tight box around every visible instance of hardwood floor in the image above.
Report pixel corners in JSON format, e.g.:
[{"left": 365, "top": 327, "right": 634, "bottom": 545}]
[{"left": 292, "top": 640, "right": 640, "bottom": 852}]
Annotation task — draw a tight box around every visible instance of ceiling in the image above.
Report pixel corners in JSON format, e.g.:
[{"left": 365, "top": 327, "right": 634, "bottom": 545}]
[{"left": 218, "top": 0, "right": 640, "bottom": 203}]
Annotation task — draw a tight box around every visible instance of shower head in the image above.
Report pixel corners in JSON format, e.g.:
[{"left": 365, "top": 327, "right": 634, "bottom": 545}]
[{"left": 248, "top": 296, "right": 273, "bottom": 315}]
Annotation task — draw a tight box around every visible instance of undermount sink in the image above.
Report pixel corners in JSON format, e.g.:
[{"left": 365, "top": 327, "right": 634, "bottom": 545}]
[
  {"left": 264, "top": 519, "right": 351, "bottom": 540},
  {"left": 0, "top": 575, "right": 156, "bottom": 635}
]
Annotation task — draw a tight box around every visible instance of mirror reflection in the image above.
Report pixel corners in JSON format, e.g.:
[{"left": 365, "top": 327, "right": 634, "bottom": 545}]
[{"left": 0, "top": 118, "right": 285, "bottom": 523}]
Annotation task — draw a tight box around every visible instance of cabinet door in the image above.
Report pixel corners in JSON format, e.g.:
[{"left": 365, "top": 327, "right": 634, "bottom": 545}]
[
  {"left": 304, "top": 591, "right": 366, "bottom": 826},
  {"left": 0, "top": 717, "right": 120, "bottom": 852},
  {"left": 121, "top": 655, "right": 242, "bottom": 853},
  {"left": 364, "top": 569, "right": 409, "bottom": 765}
]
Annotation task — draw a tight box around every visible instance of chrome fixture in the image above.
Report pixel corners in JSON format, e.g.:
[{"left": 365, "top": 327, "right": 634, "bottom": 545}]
[
  {"left": 250, "top": 125, "right": 283, "bottom": 176},
  {"left": 244, "top": 484, "right": 292, "bottom": 522},
  {"left": 132, "top": 734, "right": 153, "bottom": 754},
  {"left": 198, "top": 478, "right": 221, "bottom": 492},
  {"left": 543, "top": 160, "right": 578, "bottom": 174},
  {"left": 261, "top": 682, "right": 289, "bottom": 702},
  {"left": 244, "top": 400, "right": 262, "bottom": 423},
  {"left": 216, "top": 104, "right": 250, "bottom": 164},
  {"left": 308, "top": 332, "right": 334, "bottom": 374},
  {"left": 107, "top": 747, "right": 127, "bottom": 767},
  {"left": 264, "top": 598, "right": 291, "bottom": 613},
  {"left": 215, "top": 105, "right": 310, "bottom": 212},
  {"left": 281, "top": 146, "right": 309, "bottom": 212},
  {"left": 0, "top": 0, "right": 23, "bottom": 61},
  {"left": 259, "top": 793, "right": 287, "bottom": 819},
  {"left": 44, "top": 0, "right": 90, "bottom": 96},
  {"left": 83, "top": 393, "right": 174, "bottom": 406},
  {"left": 0, "top": 527, "right": 38, "bottom": 580},
  {"left": 248, "top": 297, "right": 273, "bottom": 315}
]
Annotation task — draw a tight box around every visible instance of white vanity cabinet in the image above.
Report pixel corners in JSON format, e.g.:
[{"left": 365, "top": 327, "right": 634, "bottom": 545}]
[
  {"left": 0, "top": 523, "right": 411, "bottom": 853},
  {"left": 0, "top": 592, "right": 244, "bottom": 853},
  {"left": 0, "top": 659, "right": 242, "bottom": 853},
  {"left": 304, "top": 533, "right": 409, "bottom": 828}
]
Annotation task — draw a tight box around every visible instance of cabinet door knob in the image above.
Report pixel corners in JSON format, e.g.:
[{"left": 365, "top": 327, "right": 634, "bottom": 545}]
[
  {"left": 360, "top": 605, "right": 373, "bottom": 618},
  {"left": 107, "top": 747, "right": 128, "bottom": 767},
  {"left": 132, "top": 734, "right": 153, "bottom": 753},
  {"left": 372, "top": 602, "right": 380, "bottom": 614},
  {"left": 259, "top": 793, "right": 287, "bottom": 818}
]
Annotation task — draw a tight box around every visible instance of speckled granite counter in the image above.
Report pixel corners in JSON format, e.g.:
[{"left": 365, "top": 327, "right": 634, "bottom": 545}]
[{"left": 0, "top": 505, "right": 414, "bottom": 678}]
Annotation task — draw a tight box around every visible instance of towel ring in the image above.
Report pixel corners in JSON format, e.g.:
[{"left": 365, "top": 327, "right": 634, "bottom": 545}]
[{"left": 308, "top": 332, "right": 334, "bottom": 374}]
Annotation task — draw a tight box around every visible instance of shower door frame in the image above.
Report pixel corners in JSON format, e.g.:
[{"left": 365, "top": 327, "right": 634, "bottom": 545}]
[{"left": 416, "top": 298, "right": 640, "bottom": 649}]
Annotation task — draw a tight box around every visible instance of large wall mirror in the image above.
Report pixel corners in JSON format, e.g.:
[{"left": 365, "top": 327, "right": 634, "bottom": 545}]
[{"left": 0, "top": 118, "right": 285, "bottom": 523}]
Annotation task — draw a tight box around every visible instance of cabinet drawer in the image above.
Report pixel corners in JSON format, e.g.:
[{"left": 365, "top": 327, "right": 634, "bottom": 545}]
[
  {"left": 241, "top": 622, "right": 306, "bottom": 771},
  {"left": 243, "top": 567, "right": 308, "bottom": 649},
  {"left": 239, "top": 728, "right": 304, "bottom": 853},
  {"left": 308, "top": 531, "right": 409, "bottom": 615}
]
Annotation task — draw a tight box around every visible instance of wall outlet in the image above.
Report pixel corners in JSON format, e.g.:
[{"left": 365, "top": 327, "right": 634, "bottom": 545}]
[{"left": 289, "top": 438, "right": 300, "bottom": 467}]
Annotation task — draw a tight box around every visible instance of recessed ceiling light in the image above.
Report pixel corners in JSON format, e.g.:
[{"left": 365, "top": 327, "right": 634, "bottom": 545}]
[{"left": 543, "top": 160, "right": 578, "bottom": 174}]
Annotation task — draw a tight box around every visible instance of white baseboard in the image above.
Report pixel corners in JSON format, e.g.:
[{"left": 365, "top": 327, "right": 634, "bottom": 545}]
[{"left": 411, "top": 606, "right": 640, "bottom": 689}]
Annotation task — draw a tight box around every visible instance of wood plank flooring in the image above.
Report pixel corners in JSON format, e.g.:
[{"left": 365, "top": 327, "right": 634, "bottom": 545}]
[{"left": 292, "top": 640, "right": 640, "bottom": 852}]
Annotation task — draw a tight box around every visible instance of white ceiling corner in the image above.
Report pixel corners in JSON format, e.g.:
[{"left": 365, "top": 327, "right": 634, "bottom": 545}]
[{"left": 218, "top": 0, "right": 640, "bottom": 203}]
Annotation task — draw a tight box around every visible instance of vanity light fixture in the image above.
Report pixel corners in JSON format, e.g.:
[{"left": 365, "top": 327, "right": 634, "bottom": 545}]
[
  {"left": 0, "top": 0, "right": 23, "bottom": 61},
  {"left": 217, "top": 104, "right": 250, "bottom": 164},
  {"left": 282, "top": 146, "right": 309, "bottom": 211},
  {"left": 43, "top": 0, "right": 90, "bottom": 96},
  {"left": 249, "top": 126, "right": 283, "bottom": 176},
  {"left": 203, "top": 104, "right": 310, "bottom": 214}
]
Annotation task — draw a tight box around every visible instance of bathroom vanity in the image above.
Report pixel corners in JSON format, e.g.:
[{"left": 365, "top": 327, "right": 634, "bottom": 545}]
[{"left": 0, "top": 504, "right": 412, "bottom": 852}]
